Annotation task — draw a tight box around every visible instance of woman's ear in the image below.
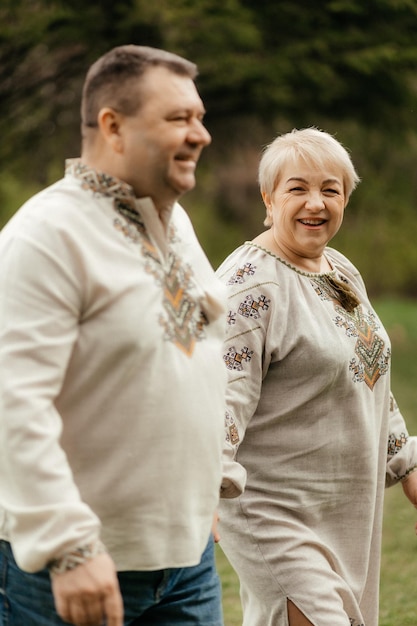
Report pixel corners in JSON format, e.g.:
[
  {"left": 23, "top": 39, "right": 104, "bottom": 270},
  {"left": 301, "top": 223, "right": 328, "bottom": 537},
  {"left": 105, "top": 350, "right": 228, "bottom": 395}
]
[
  {"left": 262, "top": 192, "right": 273, "bottom": 227},
  {"left": 261, "top": 191, "right": 271, "bottom": 208},
  {"left": 97, "top": 108, "right": 124, "bottom": 153}
]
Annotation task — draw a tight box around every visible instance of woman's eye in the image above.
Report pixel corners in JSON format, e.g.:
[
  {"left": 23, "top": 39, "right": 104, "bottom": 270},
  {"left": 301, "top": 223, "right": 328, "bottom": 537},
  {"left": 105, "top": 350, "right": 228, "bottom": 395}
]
[
  {"left": 289, "top": 186, "right": 305, "bottom": 192},
  {"left": 324, "top": 188, "right": 340, "bottom": 195}
]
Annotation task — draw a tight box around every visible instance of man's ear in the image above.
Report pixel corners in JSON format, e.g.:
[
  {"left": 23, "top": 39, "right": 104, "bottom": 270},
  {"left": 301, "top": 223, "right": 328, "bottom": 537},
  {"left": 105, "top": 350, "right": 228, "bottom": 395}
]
[{"left": 97, "top": 108, "right": 124, "bottom": 153}]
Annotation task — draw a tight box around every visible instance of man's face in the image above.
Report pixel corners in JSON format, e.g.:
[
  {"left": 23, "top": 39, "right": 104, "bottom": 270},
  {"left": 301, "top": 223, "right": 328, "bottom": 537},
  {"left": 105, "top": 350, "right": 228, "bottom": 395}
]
[{"left": 118, "top": 66, "right": 211, "bottom": 210}]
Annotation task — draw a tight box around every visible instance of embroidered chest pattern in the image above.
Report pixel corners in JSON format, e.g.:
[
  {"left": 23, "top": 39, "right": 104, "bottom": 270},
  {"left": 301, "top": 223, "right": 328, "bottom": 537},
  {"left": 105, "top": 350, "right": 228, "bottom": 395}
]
[
  {"left": 312, "top": 275, "right": 390, "bottom": 390},
  {"left": 116, "top": 209, "right": 207, "bottom": 357},
  {"left": 158, "top": 253, "right": 208, "bottom": 356},
  {"left": 114, "top": 201, "right": 208, "bottom": 356},
  {"left": 69, "top": 161, "right": 207, "bottom": 357}
]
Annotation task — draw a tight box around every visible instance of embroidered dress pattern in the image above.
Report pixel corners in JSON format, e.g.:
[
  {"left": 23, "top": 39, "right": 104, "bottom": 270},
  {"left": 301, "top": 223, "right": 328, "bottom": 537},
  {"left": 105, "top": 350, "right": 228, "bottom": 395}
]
[
  {"left": 387, "top": 432, "right": 408, "bottom": 456},
  {"left": 224, "top": 346, "right": 253, "bottom": 371},
  {"left": 225, "top": 411, "right": 240, "bottom": 446},
  {"left": 312, "top": 275, "right": 390, "bottom": 390},
  {"left": 238, "top": 294, "right": 270, "bottom": 319},
  {"left": 228, "top": 262, "right": 256, "bottom": 285},
  {"left": 227, "top": 310, "right": 237, "bottom": 326},
  {"left": 67, "top": 160, "right": 208, "bottom": 356}
]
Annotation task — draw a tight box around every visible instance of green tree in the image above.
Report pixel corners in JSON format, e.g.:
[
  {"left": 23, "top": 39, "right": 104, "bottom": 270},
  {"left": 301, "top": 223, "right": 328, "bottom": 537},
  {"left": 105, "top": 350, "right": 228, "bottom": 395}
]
[
  {"left": 2, "top": 0, "right": 417, "bottom": 294},
  {"left": 2, "top": 0, "right": 417, "bottom": 180}
]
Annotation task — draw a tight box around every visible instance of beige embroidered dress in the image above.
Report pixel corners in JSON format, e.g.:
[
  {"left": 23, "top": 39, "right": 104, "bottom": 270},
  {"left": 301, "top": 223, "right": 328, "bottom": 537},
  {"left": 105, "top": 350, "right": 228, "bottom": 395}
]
[{"left": 217, "top": 242, "right": 417, "bottom": 626}]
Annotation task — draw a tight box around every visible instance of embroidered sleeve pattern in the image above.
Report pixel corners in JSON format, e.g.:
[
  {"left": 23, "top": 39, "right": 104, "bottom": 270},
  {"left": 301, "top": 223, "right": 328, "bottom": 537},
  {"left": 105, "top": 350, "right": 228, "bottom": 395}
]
[
  {"left": 227, "top": 262, "right": 256, "bottom": 285},
  {"left": 225, "top": 410, "right": 240, "bottom": 447},
  {"left": 48, "top": 539, "right": 106, "bottom": 576}
]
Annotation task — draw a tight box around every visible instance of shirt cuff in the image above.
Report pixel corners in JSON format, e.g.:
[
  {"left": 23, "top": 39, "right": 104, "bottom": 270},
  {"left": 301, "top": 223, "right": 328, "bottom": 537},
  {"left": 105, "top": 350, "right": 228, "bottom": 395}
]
[{"left": 48, "top": 538, "right": 106, "bottom": 576}]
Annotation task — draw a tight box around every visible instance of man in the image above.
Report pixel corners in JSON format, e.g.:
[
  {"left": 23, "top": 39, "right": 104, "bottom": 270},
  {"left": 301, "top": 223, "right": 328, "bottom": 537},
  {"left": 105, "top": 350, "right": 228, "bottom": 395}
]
[{"left": 0, "top": 45, "right": 226, "bottom": 626}]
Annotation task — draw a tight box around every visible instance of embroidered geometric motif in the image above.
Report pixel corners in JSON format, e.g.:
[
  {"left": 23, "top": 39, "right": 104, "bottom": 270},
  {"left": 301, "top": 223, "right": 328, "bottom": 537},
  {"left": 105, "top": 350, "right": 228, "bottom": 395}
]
[
  {"left": 387, "top": 432, "right": 408, "bottom": 456},
  {"left": 225, "top": 411, "right": 240, "bottom": 446},
  {"left": 69, "top": 160, "right": 208, "bottom": 357},
  {"left": 158, "top": 252, "right": 208, "bottom": 356},
  {"left": 346, "top": 307, "right": 390, "bottom": 390},
  {"left": 224, "top": 346, "right": 253, "bottom": 371},
  {"left": 115, "top": 199, "right": 160, "bottom": 264},
  {"left": 114, "top": 211, "right": 207, "bottom": 356},
  {"left": 227, "top": 310, "right": 237, "bottom": 325},
  {"left": 228, "top": 262, "right": 256, "bottom": 285},
  {"left": 238, "top": 294, "right": 270, "bottom": 319},
  {"left": 311, "top": 276, "right": 390, "bottom": 391}
]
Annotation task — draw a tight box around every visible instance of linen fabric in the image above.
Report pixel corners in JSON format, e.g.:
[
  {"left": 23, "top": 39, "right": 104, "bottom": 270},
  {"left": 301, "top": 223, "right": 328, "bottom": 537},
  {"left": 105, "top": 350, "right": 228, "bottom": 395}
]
[
  {"left": 217, "top": 242, "right": 417, "bottom": 626},
  {"left": 0, "top": 160, "right": 227, "bottom": 574}
]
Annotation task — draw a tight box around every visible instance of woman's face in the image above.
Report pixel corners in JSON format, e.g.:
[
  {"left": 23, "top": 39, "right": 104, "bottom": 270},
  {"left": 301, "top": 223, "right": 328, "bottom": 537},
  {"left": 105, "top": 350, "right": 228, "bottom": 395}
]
[{"left": 263, "top": 158, "right": 346, "bottom": 264}]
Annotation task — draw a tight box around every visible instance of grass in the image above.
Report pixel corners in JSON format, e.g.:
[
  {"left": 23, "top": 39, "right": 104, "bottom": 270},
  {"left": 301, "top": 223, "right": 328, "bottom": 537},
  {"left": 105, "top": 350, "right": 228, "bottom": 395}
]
[{"left": 216, "top": 297, "right": 417, "bottom": 626}]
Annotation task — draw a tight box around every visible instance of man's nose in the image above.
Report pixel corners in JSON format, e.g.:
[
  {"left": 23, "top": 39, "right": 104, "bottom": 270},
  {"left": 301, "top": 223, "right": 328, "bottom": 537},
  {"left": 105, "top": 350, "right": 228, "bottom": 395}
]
[{"left": 188, "top": 119, "right": 212, "bottom": 146}]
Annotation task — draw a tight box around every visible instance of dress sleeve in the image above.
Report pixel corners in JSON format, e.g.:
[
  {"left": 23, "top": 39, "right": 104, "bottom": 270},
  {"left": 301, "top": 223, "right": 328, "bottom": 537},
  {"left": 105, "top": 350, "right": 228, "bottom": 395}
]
[
  {"left": 385, "top": 392, "right": 417, "bottom": 487},
  {"left": 218, "top": 256, "right": 275, "bottom": 498},
  {"left": 0, "top": 230, "right": 101, "bottom": 572}
]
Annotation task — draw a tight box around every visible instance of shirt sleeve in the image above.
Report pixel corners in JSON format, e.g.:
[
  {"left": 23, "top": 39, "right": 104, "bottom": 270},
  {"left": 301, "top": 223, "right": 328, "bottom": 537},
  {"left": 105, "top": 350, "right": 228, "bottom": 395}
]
[
  {"left": 218, "top": 259, "right": 275, "bottom": 498},
  {"left": 0, "top": 228, "right": 101, "bottom": 573},
  {"left": 385, "top": 392, "right": 417, "bottom": 487}
]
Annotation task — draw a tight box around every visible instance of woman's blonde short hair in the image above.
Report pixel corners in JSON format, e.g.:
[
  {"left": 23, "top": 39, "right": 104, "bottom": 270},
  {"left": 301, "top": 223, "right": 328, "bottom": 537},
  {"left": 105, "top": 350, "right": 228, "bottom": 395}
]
[{"left": 258, "top": 128, "right": 360, "bottom": 226}]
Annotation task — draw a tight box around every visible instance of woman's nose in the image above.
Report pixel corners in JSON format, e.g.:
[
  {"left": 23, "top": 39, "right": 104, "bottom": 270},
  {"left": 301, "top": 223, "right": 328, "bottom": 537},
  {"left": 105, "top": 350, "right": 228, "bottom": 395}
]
[{"left": 305, "top": 192, "right": 325, "bottom": 210}]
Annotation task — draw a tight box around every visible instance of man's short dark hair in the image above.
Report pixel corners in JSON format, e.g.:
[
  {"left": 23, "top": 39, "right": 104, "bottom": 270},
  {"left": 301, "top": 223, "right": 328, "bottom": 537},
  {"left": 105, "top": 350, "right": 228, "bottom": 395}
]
[{"left": 81, "top": 45, "right": 198, "bottom": 128}]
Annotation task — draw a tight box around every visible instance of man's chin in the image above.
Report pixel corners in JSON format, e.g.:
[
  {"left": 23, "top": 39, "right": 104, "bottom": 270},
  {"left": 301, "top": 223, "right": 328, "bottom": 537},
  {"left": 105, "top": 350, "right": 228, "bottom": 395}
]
[{"left": 172, "top": 176, "right": 196, "bottom": 196}]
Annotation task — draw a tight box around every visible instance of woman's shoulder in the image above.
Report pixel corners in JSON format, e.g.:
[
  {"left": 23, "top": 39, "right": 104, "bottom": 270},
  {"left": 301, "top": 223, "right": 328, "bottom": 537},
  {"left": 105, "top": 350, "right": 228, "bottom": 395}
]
[
  {"left": 216, "top": 241, "right": 280, "bottom": 286},
  {"left": 326, "top": 246, "right": 362, "bottom": 279}
]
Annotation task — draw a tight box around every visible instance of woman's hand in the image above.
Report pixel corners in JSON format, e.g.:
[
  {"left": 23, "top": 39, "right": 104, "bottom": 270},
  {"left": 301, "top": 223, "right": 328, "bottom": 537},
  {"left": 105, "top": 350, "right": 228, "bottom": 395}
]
[
  {"left": 401, "top": 470, "right": 417, "bottom": 535},
  {"left": 212, "top": 511, "right": 221, "bottom": 543}
]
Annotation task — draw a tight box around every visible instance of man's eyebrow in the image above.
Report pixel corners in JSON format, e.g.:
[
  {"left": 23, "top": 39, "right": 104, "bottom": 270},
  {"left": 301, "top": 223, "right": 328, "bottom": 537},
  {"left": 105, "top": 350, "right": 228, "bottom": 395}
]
[{"left": 168, "top": 107, "right": 207, "bottom": 116}]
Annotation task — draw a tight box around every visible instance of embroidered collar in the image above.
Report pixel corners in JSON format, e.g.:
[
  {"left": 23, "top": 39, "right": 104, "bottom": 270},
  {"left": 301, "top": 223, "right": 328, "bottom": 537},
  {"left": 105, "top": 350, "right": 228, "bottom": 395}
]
[{"left": 65, "top": 158, "right": 137, "bottom": 205}]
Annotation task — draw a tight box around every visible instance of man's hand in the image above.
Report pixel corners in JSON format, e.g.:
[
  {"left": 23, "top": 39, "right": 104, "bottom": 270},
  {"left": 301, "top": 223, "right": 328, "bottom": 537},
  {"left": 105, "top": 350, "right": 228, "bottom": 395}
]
[{"left": 51, "top": 552, "right": 123, "bottom": 626}]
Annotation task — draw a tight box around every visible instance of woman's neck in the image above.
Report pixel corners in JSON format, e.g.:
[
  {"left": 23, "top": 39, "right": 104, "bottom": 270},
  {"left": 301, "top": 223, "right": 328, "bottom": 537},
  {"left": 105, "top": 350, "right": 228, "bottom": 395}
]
[{"left": 252, "top": 230, "right": 332, "bottom": 273}]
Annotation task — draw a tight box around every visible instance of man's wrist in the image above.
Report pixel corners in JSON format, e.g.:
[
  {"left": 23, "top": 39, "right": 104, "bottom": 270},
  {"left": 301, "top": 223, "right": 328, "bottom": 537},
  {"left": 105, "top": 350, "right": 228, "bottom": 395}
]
[{"left": 48, "top": 539, "right": 106, "bottom": 576}]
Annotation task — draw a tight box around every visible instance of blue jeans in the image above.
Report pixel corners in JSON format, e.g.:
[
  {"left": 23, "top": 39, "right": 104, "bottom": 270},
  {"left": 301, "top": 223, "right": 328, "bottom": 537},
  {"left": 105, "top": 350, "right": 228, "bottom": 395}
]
[{"left": 0, "top": 537, "right": 223, "bottom": 625}]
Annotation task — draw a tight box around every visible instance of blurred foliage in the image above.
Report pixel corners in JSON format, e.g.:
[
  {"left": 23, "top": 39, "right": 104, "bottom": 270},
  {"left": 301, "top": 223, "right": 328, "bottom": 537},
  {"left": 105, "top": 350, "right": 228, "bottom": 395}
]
[{"left": 2, "top": 0, "right": 417, "bottom": 295}]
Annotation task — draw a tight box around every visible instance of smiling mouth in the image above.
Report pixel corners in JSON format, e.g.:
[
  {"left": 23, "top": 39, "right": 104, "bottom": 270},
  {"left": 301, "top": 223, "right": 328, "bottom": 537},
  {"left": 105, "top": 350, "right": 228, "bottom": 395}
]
[
  {"left": 298, "top": 218, "right": 327, "bottom": 226},
  {"left": 175, "top": 152, "right": 197, "bottom": 164}
]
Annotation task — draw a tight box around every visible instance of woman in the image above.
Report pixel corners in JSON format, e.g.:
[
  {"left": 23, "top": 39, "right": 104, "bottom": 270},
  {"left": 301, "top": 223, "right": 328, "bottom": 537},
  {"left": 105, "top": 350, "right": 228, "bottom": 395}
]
[{"left": 217, "top": 128, "right": 417, "bottom": 626}]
